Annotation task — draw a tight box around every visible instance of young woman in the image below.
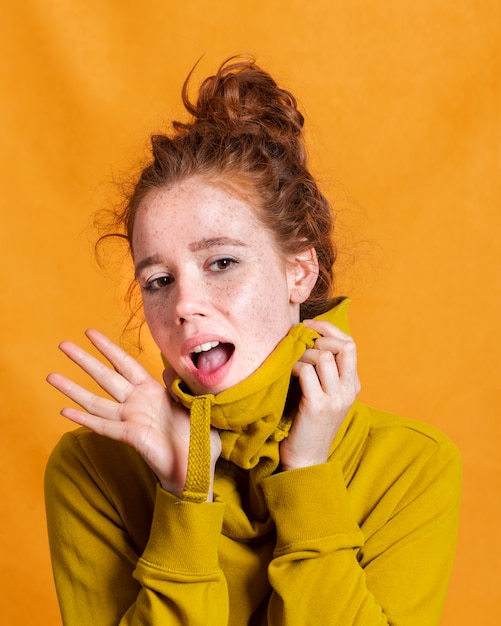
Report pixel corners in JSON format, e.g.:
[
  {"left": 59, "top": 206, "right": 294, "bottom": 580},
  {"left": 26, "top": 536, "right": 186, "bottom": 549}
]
[{"left": 45, "top": 58, "right": 461, "bottom": 625}]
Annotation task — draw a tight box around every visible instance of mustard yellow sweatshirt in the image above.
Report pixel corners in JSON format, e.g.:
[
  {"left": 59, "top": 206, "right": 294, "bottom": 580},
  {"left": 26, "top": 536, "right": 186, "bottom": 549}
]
[{"left": 45, "top": 301, "right": 461, "bottom": 625}]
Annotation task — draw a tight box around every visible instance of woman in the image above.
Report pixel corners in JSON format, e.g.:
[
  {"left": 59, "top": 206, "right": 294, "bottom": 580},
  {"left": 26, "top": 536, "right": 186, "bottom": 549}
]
[{"left": 45, "top": 58, "right": 461, "bottom": 625}]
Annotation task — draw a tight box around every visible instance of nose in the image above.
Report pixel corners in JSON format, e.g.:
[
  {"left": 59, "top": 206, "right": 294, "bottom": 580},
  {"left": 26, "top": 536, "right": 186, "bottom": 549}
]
[{"left": 173, "top": 273, "right": 209, "bottom": 325}]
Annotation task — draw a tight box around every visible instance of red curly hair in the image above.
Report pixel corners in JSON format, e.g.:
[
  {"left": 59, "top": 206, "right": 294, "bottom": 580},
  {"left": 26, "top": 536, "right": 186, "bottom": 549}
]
[{"left": 103, "top": 56, "right": 339, "bottom": 322}]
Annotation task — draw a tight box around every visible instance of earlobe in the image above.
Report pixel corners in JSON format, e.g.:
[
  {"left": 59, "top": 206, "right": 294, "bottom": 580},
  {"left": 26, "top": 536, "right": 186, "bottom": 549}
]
[{"left": 288, "top": 248, "right": 319, "bottom": 304}]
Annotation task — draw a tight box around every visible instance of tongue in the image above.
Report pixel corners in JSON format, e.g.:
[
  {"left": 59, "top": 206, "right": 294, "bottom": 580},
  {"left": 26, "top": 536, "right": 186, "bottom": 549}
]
[{"left": 197, "top": 344, "right": 232, "bottom": 373}]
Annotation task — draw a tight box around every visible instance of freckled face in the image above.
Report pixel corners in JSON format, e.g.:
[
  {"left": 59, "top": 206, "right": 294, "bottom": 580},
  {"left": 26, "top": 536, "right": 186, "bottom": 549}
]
[{"left": 132, "top": 178, "right": 301, "bottom": 395}]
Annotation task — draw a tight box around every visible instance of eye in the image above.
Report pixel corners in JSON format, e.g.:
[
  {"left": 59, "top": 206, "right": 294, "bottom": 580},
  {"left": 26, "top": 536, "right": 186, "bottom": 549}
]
[
  {"left": 209, "top": 257, "right": 238, "bottom": 271},
  {"left": 143, "top": 275, "right": 173, "bottom": 291}
]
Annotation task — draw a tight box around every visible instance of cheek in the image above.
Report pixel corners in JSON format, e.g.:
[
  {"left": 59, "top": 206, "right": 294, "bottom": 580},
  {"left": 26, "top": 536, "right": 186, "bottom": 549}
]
[
  {"left": 245, "top": 279, "right": 293, "bottom": 341},
  {"left": 142, "top": 297, "right": 171, "bottom": 338}
]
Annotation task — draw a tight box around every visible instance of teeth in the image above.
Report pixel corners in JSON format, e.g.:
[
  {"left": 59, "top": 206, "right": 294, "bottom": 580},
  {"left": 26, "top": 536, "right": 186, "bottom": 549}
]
[{"left": 192, "top": 341, "right": 220, "bottom": 354}]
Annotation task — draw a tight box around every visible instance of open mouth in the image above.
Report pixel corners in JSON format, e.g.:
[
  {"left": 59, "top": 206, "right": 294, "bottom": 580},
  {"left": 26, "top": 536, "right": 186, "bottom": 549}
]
[{"left": 191, "top": 341, "right": 235, "bottom": 374}]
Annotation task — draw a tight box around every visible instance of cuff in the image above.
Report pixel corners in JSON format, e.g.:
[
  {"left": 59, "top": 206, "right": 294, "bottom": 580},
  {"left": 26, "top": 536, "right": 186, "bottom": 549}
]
[
  {"left": 260, "top": 461, "right": 363, "bottom": 556},
  {"left": 139, "top": 483, "right": 226, "bottom": 575}
]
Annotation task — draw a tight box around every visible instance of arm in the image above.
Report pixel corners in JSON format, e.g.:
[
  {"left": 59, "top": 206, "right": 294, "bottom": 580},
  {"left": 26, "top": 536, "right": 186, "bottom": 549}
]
[
  {"left": 271, "top": 320, "right": 460, "bottom": 624},
  {"left": 128, "top": 488, "right": 227, "bottom": 625},
  {"left": 45, "top": 330, "right": 226, "bottom": 625},
  {"left": 261, "top": 443, "right": 460, "bottom": 625}
]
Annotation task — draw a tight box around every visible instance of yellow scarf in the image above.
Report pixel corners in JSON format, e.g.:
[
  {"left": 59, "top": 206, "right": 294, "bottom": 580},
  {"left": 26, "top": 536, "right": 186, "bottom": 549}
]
[{"left": 169, "top": 299, "right": 351, "bottom": 509}]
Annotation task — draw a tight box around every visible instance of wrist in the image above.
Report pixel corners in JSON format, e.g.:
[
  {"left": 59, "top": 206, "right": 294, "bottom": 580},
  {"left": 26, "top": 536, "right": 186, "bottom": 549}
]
[
  {"left": 159, "top": 466, "right": 217, "bottom": 502},
  {"left": 281, "top": 456, "right": 328, "bottom": 472},
  {"left": 280, "top": 446, "right": 329, "bottom": 471}
]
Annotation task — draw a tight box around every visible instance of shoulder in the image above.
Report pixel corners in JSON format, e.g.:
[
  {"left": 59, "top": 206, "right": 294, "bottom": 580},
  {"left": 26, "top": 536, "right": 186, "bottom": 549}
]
[
  {"left": 365, "top": 404, "right": 460, "bottom": 465},
  {"left": 45, "top": 428, "right": 156, "bottom": 501},
  {"left": 341, "top": 404, "right": 461, "bottom": 535},
  {"left": 47, "top": 427, "right": 140, "bottom": 472},
  {"left": 340, "top": 402, "right": 461, "bottom": 500},
  {"left": 354, "top": 403, "right": 462, "bottom": 505}
]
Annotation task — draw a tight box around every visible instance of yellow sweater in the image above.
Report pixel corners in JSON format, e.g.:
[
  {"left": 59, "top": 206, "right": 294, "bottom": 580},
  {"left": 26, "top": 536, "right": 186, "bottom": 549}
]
[{"left": 45, "top": 301, "right": 461, "bottom": 625}]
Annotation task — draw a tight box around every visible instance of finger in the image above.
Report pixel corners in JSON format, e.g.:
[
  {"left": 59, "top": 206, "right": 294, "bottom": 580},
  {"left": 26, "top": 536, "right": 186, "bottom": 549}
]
[
  {"left": 303, "top": 319, "right": 351, "bottom": 340},
  {"left": 84, "top": 329, "right": 151, "bottom": 385},
  {"left": 309, "top": 335, "right": 358, "bottom": 384},
  {"left": 318, "top": 337, "right": 358, "bottom": 385},
  {"left": 47, "top": 372, "right": 122, "bottom": 420},
  {"left": 60, "top": 406, "right": 130, "bottom": 441},
  {"left": 57, "top": 340, "right": 133, "bottom": 403},
  {"left": 292, "top": 359, "right": 328, "bottom": 400},
  {"left": 162, "top": 367, "right": 178, "bottom": 391},
  {"left": 163, "top": 368, "right": 186, "bottom": 405},
  {"left": 295, "top": 348, "right": 340, "bottom": 395}
]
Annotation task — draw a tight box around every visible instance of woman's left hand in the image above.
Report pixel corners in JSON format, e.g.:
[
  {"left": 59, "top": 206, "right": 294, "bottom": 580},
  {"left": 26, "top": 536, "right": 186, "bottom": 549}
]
[{"left": 280, "top": 320, "right": 361, "bottom": 471}]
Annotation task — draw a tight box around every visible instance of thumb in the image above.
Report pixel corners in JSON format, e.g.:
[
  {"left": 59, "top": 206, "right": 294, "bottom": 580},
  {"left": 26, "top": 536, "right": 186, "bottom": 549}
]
[{"left": 162, "top": 367, "right": 179, "bottom": 394}]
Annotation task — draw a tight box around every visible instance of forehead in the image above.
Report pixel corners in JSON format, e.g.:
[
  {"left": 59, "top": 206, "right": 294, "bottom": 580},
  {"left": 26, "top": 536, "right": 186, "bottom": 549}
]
[{"left": 133, "top": 178, "right": 269, "bottom": 246}]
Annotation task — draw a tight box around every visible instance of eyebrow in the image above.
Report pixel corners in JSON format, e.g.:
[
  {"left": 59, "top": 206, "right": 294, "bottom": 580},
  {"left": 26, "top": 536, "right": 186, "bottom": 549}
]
[
  {"left": 134, "top": 237, "right": 247, "bottom": 278},
  {"left": 189, "top": 237, "right": 247, "bottom": 252},
  {"left": 134, "top": 255, "right": 163, "bottom": 279}
]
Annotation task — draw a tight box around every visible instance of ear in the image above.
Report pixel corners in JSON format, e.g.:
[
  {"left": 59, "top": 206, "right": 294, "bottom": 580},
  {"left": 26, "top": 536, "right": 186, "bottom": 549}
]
[{"left": 287, "top": 248, "right": 319, "bottom": 305}]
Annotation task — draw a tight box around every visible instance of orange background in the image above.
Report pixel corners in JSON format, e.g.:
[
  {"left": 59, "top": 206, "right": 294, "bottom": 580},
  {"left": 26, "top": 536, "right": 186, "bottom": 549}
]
[{"left": 1, "top": 1, "right": 500, "bottom": 623}]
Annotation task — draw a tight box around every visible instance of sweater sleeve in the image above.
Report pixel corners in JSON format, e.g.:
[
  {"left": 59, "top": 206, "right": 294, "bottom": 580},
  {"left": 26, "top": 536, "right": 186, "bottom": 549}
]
[
  {"left": 44, "top": 431, "right": 229, "bottom": 626},
  {"left": 122, "top": 487, "right": 228, "bottom": 625},
  {"left": 260, "top": 441, "right": 461, "bottom": 625}
]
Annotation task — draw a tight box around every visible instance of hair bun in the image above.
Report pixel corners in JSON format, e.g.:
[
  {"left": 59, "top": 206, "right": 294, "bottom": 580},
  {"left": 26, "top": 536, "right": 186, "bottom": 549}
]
[
  {"left": 178, "top": 57, "right": 305, "bottom": 145},
  {"left": 104, "top": 55, "right": 336, "bottom": 328}
]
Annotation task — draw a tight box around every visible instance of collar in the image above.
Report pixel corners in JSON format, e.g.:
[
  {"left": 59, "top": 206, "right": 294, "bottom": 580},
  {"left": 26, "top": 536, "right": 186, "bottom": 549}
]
[{"left": 169, "top": 298, "right": 352, "bottom": 503}]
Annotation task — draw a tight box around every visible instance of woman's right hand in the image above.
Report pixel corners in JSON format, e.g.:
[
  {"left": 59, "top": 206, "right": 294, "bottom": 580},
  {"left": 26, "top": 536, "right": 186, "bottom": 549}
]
[{"left": 46, "top": 329, "right": 221, "bottom": 499}]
